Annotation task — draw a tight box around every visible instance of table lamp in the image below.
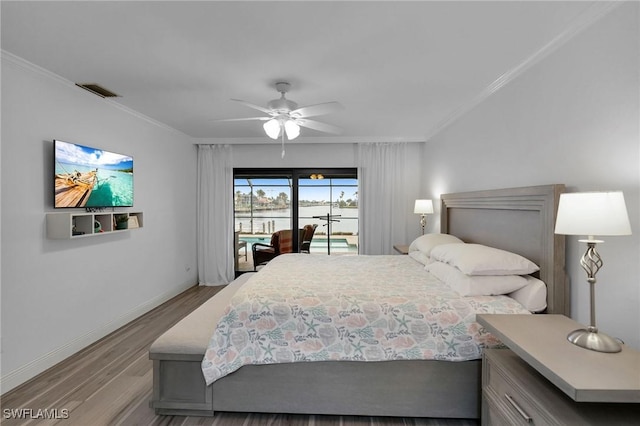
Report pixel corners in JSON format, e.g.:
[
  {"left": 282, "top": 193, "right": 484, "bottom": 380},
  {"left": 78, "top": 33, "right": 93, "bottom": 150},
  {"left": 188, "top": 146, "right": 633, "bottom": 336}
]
[
  {"left": 414, "top": 199, "right": 434, "bottom": 235},
  {"left": 554, "top": 191, "right": 632, "bottom": 353}
]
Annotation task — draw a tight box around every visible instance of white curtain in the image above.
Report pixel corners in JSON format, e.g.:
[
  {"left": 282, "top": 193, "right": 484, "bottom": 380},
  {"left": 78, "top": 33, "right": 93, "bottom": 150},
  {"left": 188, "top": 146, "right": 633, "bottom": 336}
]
[
  {"left": 197, "top": 144, "right": 235, "bottom": 286},
  {"left": 357, "top": 142, "right": 410, "bottom": 255}
]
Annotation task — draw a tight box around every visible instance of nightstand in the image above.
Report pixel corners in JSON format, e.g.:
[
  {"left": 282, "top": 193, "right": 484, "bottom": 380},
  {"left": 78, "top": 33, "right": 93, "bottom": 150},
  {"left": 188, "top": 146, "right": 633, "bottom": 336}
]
[
  {"left": 393, "top": 244, "right": 409, "bottom": 254},
  {"left": 477, "top": 314, "right": 640, "bottom": 425}
]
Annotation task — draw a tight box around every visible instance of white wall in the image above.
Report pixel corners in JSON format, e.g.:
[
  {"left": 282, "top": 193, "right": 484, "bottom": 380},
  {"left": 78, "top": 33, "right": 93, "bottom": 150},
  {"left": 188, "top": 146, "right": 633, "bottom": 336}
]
[
  {"left": 0, "top": 53, "right": 198, "bottom": 392},
  {"left": 229, "top": 142, "right": 357, "bottom": 168},
  {"left": 421, "top": 4, "right": 639, "bottom": 348}
]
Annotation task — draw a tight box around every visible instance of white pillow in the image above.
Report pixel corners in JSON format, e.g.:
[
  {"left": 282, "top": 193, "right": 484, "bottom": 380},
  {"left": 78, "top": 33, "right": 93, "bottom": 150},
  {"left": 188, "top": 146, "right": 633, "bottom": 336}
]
[
  {"left": 425, "top": 261, "right": 528, "bottom": 296},
  {"left": 508, "top": 276, "right": 547, "bottom": 313},
  {"left": 408, "top": 250, "right": 431, "bottom": 265},
  {"left": 430, "top": 243, "right": 539, "bottom": 276},
  {"left": 408, "top": 233, "right": 464, "bottom": 256}
]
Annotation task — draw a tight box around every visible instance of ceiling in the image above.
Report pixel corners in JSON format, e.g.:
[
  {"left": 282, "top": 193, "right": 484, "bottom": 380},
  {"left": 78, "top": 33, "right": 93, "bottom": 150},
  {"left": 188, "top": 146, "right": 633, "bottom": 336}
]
[{"left": 1, "top": 1, "right": 602, "bottom": 143}]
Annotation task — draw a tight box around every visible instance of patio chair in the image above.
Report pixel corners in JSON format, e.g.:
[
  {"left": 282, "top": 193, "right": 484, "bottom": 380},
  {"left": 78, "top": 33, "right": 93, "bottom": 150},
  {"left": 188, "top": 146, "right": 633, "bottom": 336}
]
[
  {"left": 234, "top": 231, "right": 247, "bottom": 270},
  {"left": 300, "top": 224, "right": 318, "bottom": 253},
  {"left": 252, "top": 229, "right": 294, "bottom": 271},
  {"left": 252, "top": 225, "right": 317, "bottom": 270}
]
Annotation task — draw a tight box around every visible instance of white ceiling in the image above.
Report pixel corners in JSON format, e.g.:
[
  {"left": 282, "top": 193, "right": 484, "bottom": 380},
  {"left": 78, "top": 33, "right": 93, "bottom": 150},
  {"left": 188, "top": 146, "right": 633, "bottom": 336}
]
[{"left": 2, "top": 1, "right": 601, "bottom": 143}]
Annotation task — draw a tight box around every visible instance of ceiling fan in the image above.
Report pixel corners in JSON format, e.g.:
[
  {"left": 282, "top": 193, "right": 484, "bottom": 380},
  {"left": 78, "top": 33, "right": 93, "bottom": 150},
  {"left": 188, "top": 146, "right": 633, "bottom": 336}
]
[{"left": 214, "top": 82, "right": 343, "bottom": 156}]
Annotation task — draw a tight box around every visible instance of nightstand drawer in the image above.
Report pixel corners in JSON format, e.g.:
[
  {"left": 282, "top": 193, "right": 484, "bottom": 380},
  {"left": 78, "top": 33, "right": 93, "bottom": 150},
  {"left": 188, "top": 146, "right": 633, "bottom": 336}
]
[
  {"left": 483, "top": 350, "right": 552, "bottom": 425},
  {"left": 482, "top": 349, "right": 640, "bottom": 425},
  {"left": 482, "top": 387, "right": 532, "bottom": 426}
]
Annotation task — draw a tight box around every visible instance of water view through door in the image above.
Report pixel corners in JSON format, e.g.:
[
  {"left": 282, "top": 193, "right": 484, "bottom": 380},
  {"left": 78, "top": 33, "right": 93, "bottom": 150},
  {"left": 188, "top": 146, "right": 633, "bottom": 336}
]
[{"left": 234, "top": 170, "right": 358, "bottom": 271}]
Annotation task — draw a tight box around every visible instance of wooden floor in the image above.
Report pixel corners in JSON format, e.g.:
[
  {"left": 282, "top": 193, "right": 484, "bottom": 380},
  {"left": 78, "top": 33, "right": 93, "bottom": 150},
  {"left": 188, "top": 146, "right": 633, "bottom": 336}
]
[{"left": 0, "top": 285, "right": 478, "bottom": 426}]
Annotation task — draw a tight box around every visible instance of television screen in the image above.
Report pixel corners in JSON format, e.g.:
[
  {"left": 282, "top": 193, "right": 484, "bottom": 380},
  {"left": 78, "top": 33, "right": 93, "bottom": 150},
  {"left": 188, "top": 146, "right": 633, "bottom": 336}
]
[{"left": 54, "top": 140, "right": 133, "bottom": 208}]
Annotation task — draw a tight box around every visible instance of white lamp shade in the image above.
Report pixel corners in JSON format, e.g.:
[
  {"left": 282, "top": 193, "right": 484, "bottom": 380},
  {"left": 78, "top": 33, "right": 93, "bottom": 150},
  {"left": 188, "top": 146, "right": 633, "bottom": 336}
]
[
  {"left": 284, "top": 120, "right": 300, "bottom": 140},
  {"left": 554, "top": 191, "right": 632, "bottom": 236},
  {"left": 414, "top": 199, "right": 434, "bottom": 214},
  {"left": 263, "top": 119, "right": 281, "bottom": 139}
]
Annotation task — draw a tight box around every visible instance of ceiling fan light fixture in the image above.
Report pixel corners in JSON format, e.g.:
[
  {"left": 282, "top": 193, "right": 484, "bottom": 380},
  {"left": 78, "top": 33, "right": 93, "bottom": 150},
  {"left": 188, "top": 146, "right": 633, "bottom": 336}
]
[
  {"left": 224, "top": 82, "right": 343, "bottom": 145},
  {"left": 263, "top": 119, "right": 281, "bottom": 139},
  {"left": 284, "top": 120, "right": 300, "bottom": 140}
]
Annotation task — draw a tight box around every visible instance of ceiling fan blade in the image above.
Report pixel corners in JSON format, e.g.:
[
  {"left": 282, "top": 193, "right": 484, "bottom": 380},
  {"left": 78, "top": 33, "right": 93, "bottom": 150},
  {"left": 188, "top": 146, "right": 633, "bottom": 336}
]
[
  {"left": 230, "top": 99, "right": 274, "bottom": 115},
  {"left": 296, "top": 118, "right": 343, "bottom": 134},
  {"left": 211, "top": 116, "right": 270, "bottom": 122},
  {"left": 290, "top": 101, "right": 344, "bottom": 118}
]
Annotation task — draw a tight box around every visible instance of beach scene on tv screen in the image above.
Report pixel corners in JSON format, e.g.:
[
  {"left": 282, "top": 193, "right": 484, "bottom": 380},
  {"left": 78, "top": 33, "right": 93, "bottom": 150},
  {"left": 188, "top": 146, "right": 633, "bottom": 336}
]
[{"left": 54, "top": 140, "right": 133, "bottom": 208}]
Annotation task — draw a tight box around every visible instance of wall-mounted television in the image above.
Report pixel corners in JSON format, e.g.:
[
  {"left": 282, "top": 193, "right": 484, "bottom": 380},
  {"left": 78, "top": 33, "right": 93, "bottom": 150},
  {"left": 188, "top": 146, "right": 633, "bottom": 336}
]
[{"left": 54, "top": 139, "right": 133, "bottom": 208}]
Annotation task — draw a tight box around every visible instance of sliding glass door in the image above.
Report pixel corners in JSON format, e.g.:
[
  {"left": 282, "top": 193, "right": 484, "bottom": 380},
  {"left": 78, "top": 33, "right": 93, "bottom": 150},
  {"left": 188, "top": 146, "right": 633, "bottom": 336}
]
[
  {"left": 233, "top": 169, "right": 358, "bottom": 271},
  {"left": 234, "top": 176, "right": 292, "bottom": 235},
  {"left": 298, "top": 176, "right": 358, "bottom": 255}
]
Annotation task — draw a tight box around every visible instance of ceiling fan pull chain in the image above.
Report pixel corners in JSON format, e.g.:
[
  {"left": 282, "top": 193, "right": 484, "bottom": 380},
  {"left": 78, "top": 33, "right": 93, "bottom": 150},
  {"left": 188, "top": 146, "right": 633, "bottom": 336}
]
[{"left": 281, "top": 132, "right": 286, "bottom": 158}]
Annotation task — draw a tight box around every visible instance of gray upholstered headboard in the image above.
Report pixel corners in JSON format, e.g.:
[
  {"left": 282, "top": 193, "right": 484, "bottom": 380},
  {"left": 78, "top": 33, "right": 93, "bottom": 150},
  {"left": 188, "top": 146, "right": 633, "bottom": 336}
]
[{"left": 440, "top": 184, "right": 567, "bottom": 315}]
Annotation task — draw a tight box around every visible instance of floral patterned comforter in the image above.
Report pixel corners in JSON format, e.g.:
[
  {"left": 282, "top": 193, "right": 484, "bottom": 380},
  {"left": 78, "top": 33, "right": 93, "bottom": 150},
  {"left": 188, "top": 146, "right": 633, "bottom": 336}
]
[{"left": 202, "top": 254, "right": 529, "bottom": 385}]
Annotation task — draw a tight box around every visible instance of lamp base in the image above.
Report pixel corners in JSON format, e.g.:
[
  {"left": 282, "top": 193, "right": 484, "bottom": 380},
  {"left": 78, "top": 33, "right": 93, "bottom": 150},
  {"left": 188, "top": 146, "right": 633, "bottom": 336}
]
[{"left": 567, "top": 327, "right": 622, "bottom": 353}]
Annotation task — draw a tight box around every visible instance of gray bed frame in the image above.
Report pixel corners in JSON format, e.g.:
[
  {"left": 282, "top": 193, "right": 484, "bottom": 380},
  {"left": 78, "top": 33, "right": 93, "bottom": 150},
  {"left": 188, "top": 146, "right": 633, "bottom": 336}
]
[{"left": 150, "top": 184, "right": 567, "bottom": 419}]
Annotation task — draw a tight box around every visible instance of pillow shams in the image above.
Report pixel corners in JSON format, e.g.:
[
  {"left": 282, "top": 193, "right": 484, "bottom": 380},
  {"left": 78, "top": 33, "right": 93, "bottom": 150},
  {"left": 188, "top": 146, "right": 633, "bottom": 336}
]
[
  {"left": 430, "top": 243, "right": 539, "bottom": 276},
  {"left": 408, "top": 233, "right": 464, "bottom": 256},
  {"left": 508, "top": 276, "right": 547, "bottom": 312},
  {"left": 425, "top": 261, "right": 528, "bottom": 296}
]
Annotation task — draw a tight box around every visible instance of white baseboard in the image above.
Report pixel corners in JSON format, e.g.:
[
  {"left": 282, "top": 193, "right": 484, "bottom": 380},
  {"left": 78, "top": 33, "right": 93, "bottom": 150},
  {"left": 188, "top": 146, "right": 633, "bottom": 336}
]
[{"left": 0, "top": 282, "right": 194, "bottom": 395}]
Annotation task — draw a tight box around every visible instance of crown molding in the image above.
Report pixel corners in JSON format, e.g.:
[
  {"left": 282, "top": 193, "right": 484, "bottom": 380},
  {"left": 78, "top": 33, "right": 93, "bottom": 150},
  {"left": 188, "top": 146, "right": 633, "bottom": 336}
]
[
  {"left": 192, "top": 136, "right": 426, "bottom": 145},
  {"left": 2, "top": 50, "right": 424, "bottom": 145},
  {"left": 3, "top": 0, "right": 620, "bottom": 146},
  {"left": 425, "top": 1, "right": 623, "bottom": 142},
  {"left": 1, "top": 50, "right": 189, "bottom": 138}
]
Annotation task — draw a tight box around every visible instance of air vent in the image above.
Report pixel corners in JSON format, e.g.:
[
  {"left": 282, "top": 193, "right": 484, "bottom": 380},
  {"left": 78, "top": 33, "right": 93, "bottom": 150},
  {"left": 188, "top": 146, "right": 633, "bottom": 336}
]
[{"left": 75, "top": 83, "right": 119, "bottom": 98}]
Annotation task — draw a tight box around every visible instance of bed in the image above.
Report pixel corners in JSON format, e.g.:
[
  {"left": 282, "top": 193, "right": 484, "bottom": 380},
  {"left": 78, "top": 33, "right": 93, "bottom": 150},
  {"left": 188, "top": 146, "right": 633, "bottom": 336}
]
[{"left": 150, "top": 184, "right": 567, "bottom": 419}]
